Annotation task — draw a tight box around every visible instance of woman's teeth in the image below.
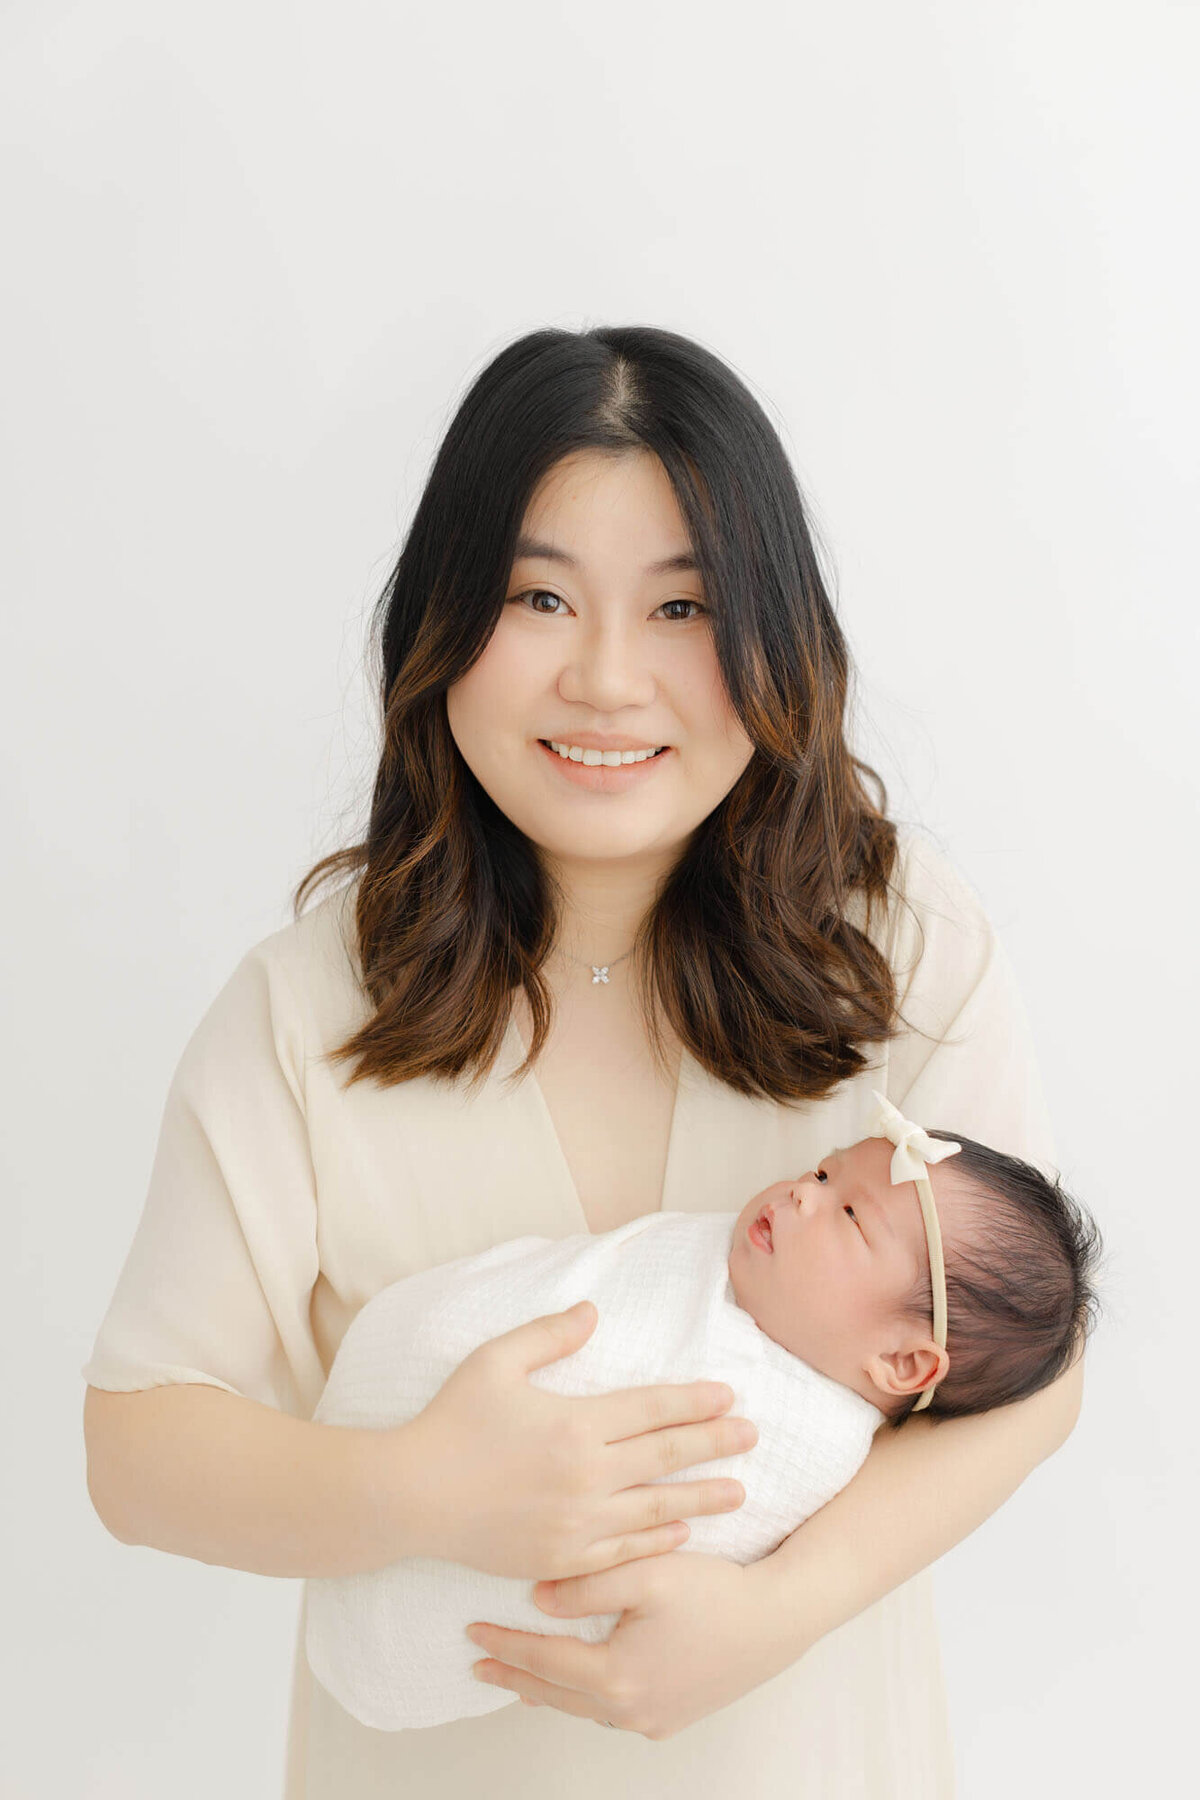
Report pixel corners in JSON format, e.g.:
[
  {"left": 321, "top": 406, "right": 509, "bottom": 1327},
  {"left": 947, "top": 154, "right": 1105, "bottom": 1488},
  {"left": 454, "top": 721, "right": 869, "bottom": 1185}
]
[{"left": 545, "top": 740, "right": 666, "bottom": 766}]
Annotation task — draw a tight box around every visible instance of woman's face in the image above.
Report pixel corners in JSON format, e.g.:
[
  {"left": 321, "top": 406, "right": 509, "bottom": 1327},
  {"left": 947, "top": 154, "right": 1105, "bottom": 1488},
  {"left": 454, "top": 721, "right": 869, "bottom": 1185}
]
[{"left": 445, "top": 449, "right": 756, "bottom": 871}]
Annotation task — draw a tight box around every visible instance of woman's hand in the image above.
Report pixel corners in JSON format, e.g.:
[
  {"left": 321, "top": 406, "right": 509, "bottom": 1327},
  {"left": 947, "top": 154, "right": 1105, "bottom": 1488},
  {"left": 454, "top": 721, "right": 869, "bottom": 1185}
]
[
  {"left": 407, "top": 1299, "right": 758, "bottom": 1580},
  {"left": 465, "top": 1550, "right": 791, "bottom": 1740}
]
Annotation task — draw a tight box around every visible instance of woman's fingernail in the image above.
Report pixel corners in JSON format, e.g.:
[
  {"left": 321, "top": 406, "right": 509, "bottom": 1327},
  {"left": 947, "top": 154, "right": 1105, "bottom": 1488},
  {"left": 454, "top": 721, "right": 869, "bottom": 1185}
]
[{"left": 535, "top": 1583, "right": 558, "bottom": 1610}]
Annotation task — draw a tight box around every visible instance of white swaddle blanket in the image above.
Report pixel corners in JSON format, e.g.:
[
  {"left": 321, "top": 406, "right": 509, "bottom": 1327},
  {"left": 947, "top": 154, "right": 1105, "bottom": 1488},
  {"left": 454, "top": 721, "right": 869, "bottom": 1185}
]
[{"left": 305, "top": 1210, "right": 884, "bottom": 1730}]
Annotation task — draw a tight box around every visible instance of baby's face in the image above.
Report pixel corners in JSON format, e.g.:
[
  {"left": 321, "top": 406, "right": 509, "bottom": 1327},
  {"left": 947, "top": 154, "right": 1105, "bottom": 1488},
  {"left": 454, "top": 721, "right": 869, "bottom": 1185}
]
[{"left": 727, "top": 1134, "right": 961, "bottom": 1407}]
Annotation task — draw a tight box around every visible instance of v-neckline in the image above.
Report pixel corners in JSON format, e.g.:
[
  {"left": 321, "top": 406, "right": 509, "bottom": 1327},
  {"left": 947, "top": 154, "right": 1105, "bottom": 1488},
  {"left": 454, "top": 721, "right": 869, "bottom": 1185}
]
[{"left": 501, "top": 1008, "right": 693, "bottom": 1234}]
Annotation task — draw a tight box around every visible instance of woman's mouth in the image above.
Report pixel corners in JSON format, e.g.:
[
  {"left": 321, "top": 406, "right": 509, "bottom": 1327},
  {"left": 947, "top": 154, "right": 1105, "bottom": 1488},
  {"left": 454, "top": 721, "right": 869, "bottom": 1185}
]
[{"left": 536, "top": 739, "right": 673, "bottom": 793}]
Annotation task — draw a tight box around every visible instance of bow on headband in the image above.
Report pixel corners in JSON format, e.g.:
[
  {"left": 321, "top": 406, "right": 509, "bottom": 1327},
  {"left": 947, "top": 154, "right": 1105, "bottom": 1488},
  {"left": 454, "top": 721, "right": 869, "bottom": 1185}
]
[{"left": 868, "top": 1092, "right": 961, "bottom": 1412}]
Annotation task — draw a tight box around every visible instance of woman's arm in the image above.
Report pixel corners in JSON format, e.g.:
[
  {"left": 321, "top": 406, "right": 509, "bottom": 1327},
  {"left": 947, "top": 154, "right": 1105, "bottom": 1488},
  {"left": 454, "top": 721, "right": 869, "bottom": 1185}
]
[
  {"left": 83, "top": 1382, "right": 434, "bottom": 1578},
  {"left": 755, "top": 1353, "right": 1084, "bottom": 1657}
]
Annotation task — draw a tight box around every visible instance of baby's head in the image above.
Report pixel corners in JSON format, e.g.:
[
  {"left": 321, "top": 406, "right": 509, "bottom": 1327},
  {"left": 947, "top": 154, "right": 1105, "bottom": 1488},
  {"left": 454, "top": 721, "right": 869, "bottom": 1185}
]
[{"left": 727, "top": 1125, "right": 1102, "bottom": 1426}]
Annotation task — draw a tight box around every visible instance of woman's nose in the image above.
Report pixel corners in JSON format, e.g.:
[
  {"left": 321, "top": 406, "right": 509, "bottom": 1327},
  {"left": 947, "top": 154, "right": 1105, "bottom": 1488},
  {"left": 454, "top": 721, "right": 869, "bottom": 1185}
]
[{"left": 558, "top": 622, "right": 657, "bottom": 708}]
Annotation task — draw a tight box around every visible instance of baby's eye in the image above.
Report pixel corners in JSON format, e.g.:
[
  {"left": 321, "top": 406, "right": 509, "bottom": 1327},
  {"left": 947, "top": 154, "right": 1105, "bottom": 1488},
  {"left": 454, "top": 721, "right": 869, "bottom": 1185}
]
[
  {"left": 843, "top": 1205, "right": 864, "bottom": 1236},
  {"left": 816, "top": 1169, "right": 828, "bottom": 1183}
]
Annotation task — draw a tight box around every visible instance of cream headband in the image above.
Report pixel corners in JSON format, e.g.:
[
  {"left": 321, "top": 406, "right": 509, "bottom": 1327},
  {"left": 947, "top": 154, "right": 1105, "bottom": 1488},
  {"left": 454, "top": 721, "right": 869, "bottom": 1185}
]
[{"left": 868, "top": 1091, "right": 961, "bottom": 1412}]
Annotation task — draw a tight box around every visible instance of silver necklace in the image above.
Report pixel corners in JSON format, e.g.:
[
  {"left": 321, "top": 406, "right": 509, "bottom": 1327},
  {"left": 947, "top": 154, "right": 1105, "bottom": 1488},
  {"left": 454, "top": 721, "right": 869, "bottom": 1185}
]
[{"left": 560, "top": 947, "right": 635, "bottom": 986}]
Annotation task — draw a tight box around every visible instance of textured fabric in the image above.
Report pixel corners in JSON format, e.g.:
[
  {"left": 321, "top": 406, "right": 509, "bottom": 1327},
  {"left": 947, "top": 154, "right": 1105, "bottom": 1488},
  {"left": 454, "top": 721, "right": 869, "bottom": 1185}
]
[
  {"left": 306, "top": 1210, "right": 883, "bottom": 1729},
  {"left": 80, "top": 825, "right": 1056, "bottom": 1799}
]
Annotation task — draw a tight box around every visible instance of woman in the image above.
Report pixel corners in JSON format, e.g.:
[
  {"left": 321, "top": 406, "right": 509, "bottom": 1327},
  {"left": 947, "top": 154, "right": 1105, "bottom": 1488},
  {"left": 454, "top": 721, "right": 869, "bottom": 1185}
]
[{"left": 82, "top": 325, "right": 1083, "bottom": 1797}]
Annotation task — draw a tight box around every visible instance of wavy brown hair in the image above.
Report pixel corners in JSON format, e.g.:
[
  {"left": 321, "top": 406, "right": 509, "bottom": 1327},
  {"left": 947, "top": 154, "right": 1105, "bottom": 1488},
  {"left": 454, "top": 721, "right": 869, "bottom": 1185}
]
[{"left": 294, "top": 324, "right": 908, "bottom": 1103}]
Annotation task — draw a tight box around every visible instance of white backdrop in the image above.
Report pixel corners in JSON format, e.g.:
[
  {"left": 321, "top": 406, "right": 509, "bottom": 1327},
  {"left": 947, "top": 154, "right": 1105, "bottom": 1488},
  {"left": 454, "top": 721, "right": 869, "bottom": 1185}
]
[{"left": 3, "top": 3, "right": 1195, "bottom": 1795}]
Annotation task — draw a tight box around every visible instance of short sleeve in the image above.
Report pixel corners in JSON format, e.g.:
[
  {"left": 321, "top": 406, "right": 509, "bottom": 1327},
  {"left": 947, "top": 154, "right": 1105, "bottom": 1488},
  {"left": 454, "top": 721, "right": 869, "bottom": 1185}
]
[
  {"left": 881, "top": 830, "right": 1057, "bottom": 1175},
  {"left": 80, "top": 944, "right": 325, "bottom": 1417}
]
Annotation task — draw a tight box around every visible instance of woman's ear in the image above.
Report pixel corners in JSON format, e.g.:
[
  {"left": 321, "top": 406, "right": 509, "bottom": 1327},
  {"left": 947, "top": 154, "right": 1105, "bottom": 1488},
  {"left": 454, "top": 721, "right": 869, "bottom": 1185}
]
[{"left": 863, "top": 1339, "right": 950, "bottom": 1400}]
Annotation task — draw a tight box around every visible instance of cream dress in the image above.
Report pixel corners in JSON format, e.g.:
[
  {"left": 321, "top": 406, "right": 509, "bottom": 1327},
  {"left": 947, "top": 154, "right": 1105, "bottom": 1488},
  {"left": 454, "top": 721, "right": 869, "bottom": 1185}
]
[{"left": 81, "top": 827, "right": 1055, "bottom": 1799}]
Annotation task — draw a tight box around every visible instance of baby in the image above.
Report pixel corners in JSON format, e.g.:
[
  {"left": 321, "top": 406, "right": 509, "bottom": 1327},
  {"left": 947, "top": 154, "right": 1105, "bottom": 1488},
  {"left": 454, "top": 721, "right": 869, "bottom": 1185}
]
[
  {"left": 304, "top": 1094, "right": 1101, "bottom": 1730},
  {"left": 729, "top": 1094, "right": 1102, "bottom": 1426}
]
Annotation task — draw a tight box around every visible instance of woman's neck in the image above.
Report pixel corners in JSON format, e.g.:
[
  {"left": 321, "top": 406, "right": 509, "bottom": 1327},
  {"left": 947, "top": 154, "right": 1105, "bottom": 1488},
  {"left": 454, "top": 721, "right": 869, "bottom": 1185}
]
[{"left": 542, "top": 848, "right": 679, "bottom": 967}]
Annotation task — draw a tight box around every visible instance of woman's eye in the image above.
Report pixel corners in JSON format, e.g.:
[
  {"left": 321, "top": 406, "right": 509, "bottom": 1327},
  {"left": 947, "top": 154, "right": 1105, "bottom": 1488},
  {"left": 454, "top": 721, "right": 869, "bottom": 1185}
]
[
  {"left": 509, "top": 589, "right": 706, "bottom": 622},
  {"left": 512, "top": 588, "right": 566, "bottom": 615}
]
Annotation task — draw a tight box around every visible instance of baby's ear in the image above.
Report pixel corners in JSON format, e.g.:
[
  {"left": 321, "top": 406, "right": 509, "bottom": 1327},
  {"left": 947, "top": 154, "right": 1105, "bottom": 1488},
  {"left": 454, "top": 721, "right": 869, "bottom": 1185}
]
[{"left": 865, "top": 1341, "right": 950, "bottom": 1400}]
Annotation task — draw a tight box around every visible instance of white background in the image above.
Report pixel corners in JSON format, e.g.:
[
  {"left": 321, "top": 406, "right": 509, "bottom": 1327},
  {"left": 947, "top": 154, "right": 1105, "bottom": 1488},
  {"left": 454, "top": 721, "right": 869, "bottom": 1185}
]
[{"left": 3, "top": 2, "right": 1195, "bottom": 1795}]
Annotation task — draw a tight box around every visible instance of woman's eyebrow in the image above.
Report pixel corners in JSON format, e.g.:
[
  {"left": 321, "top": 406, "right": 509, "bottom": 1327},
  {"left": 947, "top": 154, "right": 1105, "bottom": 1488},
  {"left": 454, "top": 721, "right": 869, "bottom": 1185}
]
[{"left": 513, "top": 533, "right": 699, "bottom": 577}]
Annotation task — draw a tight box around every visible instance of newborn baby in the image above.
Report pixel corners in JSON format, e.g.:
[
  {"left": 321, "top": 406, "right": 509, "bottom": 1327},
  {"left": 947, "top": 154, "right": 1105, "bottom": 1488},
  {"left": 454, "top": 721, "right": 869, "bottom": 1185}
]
[{"left": 305, "top": 1096, "right": 1100, "bottom": 1730}]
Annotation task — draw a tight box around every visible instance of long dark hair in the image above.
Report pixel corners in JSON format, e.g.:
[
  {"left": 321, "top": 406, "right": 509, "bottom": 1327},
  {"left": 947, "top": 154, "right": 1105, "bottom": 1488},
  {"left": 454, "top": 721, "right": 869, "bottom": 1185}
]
[{"left": 295, "top": 325, "right": 903, "bottom": 1100}]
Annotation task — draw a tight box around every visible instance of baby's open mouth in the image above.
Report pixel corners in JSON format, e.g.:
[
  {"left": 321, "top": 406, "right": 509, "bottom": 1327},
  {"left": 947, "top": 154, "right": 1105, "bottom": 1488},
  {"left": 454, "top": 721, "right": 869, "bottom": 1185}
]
[{"left": 750, "top": 1209, "right": 773, "bottom": 1252}]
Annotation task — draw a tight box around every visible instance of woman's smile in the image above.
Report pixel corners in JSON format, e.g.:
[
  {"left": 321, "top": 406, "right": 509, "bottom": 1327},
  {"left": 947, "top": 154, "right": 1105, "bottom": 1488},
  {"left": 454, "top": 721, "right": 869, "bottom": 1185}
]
[{"left": 534, "top": 737, "right": 675, "bottom": 793}]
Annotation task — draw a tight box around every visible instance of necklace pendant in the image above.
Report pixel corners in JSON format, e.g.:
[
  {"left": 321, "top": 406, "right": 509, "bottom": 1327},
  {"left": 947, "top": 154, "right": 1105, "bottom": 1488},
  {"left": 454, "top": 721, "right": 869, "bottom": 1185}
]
[{"left": 591, "top": 966, "right": 610, "bottom": 984}]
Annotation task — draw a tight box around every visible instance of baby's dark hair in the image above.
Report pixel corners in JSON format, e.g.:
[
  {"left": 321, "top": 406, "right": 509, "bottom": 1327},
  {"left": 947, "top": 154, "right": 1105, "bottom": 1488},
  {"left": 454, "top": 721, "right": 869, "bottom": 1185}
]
[{"left": 885, "top": 1131, "right": 1103, "bottom": 1429}]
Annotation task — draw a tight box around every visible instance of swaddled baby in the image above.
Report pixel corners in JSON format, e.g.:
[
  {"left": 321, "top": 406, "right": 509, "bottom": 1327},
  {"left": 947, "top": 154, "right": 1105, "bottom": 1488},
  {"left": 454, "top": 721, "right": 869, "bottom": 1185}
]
[{"left": 305, "top": 1095, "right": 1100, "bottom": 1729}]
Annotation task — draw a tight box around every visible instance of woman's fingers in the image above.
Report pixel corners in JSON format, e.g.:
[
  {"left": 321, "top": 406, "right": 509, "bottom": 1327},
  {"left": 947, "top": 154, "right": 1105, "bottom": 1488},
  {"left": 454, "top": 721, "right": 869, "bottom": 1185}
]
[
  {"left": 612, "top": 1474, "right": 747, "bottom": 1534},
  {"left": 581, "top": 1473, "right": 751, "bottom": 1571},
  {"left": 467, "top": 1618, "right": 608, "bottom": 1703},
  {"left": 599, "top": 1380, "right": 736, "bottom": 1443},
  {"left": 608, "top": 1411, "right": 758, "bottom": 1495},
  {"left": 577, "top": 1519, "right": 694, "bottom": 1574}
]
